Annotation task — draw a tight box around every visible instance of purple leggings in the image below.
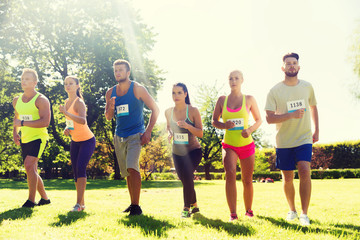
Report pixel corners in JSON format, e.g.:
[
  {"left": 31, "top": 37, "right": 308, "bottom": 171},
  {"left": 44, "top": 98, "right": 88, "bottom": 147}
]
[{"left": 70, "top": 137, "right": 96, "bottom": 182}]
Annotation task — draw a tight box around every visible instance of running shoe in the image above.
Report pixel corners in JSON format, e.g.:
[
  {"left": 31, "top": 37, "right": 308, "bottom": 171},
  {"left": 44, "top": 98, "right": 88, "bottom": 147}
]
[
  {"left": 71, "top": 203, "right": 83, "bottom": 212},
  {"left": 190, "top": 206, "right": 200, "bottom": 214},
  {"left": 37, "top": 198, "right": 51, "bottom": 206},
  {"left": 286, "top": 211, "right": 298, "bottom": 221},
  {"left": 129, "top": 205, "right": 143, "bottom": 216},
  {"left": 122, "top": 204, "right": 133, "bottom": 213},
  {"left": 299, "top": 214, "right": 310, "bottom": 226},
  {"left": 181, "top": 209, "right": 191, "bottom": 218},
  {"left": 229, "top": 213, "right": 238, "bottom": 222},
  {"left": 245, "top": 210, "right": 254, "bottom": 217},
  {"left": 22, "top": 200, "right": 36, "bottom": 208}
]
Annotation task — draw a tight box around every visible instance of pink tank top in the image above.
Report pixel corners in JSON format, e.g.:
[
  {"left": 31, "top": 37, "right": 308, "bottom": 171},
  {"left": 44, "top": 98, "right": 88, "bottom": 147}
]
[{"left": 65, "top": 98, "right": 94, "bottom": 142}]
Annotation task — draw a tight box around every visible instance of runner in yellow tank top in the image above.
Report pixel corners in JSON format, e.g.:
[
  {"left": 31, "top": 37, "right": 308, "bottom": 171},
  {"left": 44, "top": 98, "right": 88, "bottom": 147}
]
[
  {"left": 212, "top": 70, "right": 262, "bottom": 221},
  {"left": 12, "top": 68, "right": 51, "bottom": 208}
]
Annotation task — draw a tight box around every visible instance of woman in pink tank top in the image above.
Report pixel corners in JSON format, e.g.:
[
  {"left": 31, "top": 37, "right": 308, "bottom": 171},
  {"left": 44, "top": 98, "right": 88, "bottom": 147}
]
[{"left": 59, "top": 76, "right": 96, "bottom": 212}]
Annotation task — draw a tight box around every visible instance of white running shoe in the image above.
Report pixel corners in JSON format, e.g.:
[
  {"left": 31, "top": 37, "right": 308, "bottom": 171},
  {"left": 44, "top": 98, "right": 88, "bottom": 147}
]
[
  {"left": 71, "top": 203, "right": 83, "bottom": 212},
  {"left": 286, "top": 211, "right": 298, "bottom": 221},
  {"left": 299, "top": 214, "right": 310, "bottom": 226}
]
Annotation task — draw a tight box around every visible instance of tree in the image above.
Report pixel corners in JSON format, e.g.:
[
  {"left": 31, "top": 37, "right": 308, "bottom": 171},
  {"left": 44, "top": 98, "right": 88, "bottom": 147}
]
[
  {"left": 196, "top": 83, "right": 270, "bottom": 179},
  {"left": 139, "top": 136, "right": 172, "bottom": 181},
  {"left": 0, "top": 0, "right": 164, "bottom": 178}
]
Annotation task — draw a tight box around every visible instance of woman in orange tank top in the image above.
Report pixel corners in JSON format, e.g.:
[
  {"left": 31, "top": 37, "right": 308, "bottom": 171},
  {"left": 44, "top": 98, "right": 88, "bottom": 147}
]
[{"left": 59, "top": 76, "right": 96, "bottom": 212}]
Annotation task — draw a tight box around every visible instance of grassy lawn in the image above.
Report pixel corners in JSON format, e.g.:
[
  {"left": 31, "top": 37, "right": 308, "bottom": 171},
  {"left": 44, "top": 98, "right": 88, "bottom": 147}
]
[{"left": 0, "top": 178, "right": 359, "bottom": 239}]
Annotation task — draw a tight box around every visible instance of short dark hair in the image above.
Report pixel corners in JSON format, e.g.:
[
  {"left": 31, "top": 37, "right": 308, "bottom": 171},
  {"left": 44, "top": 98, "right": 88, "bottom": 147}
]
[
  {"left": 283, "top": 53, "right": 299, "bottom": 62},
  {"left": 113, "top": 59, "right": 131, "bottom": 72}
]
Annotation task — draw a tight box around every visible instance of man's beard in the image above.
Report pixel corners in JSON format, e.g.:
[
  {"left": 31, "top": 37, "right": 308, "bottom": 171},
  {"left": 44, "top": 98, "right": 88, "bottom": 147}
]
[
  {"left": 285, "top": 70, "right": 298, "bottom": 77},
  {"left": 116, "top": 77, "right": 127, "bottom": 83}
]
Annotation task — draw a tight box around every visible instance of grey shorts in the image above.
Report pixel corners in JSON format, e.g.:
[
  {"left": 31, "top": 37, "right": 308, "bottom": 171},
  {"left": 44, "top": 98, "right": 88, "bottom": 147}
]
[{"left": 114, "top": 133, "right": 141, "bottom": 177}]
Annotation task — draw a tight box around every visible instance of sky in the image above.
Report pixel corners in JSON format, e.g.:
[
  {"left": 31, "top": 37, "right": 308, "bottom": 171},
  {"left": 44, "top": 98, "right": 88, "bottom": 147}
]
[{"left": 131, "top": 0, "right": 360, "bottom": 146}]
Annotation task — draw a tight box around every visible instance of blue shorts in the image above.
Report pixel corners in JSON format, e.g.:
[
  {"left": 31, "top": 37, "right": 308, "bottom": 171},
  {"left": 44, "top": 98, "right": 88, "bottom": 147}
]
[{"left": 276, "top": 144, "right": 312, "bottom": 170}]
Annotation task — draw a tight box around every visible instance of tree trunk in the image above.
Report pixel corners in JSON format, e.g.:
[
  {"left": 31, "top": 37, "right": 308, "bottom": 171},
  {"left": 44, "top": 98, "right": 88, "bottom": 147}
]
[
  {"left": 113, "top": 151, "right": 121, "bottom": 179},
  {"left": 204, "top": 163, "right": 211, "bottom": 180}
]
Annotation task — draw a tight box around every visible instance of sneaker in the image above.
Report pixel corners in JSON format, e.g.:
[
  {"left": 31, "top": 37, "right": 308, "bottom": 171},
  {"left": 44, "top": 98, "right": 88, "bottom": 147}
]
[
  {"left": 71, "top": 203, "right": 83, "bottom": 212},
  {"left": 37, "top": 198, "right": 51, "bottom": 206},
  {"left": 122, "top": 204, "right": 133, "bottom": 213},
  {"left": 129, "top": 205, "right": 142, "bottom": 216},
  {"left": 190, "top": 206, "right": 200, "bottom": 214},
  {"left": 181, "top": 209, "right": 191, "bottom": 218},
  {"left": 299, "top": 214, "right": 310, "bottom": 226},
  {"left": 22, "top": 200, "right": 36, "bottom": 208},
  {"left": 286, "top": 211, "right": 298, "bottom": 221},
  {"left": 229, "top": 213, "right": 238, "bottom": 222},
  {"left": 245, "top": 210, "right": 254, "bottom": 217}
]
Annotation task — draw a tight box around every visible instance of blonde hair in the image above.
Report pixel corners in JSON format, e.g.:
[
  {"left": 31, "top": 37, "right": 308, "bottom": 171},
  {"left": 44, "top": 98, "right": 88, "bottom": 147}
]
[{"left": 21, "top": 68, "right": 38, "bottom": 82}]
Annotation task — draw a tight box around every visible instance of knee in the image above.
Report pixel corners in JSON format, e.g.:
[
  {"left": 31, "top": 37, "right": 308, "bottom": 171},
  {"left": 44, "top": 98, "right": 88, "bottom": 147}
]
[
  {"left": 225, "top": 169, "right": 237, "bottom": 181},
  {"left": 24, "top": 159, "right": 36, "bottom": 173},
  {"left": 242, "top": 178, "right": 253, "bottom": 187},
  {"left": 128, "top": 168, "right": 140, "bottom": 176}
]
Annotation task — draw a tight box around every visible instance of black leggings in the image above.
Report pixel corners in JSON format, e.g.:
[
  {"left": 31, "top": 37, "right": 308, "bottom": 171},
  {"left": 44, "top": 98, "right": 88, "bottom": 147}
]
[{"left": 173, "top": 148, "right": 202, "bottom": 208}]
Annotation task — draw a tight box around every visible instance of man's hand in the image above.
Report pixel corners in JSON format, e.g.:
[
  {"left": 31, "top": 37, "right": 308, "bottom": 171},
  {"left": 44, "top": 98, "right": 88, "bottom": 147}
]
[
  {"left": 140, "top": 130, "right": 151, "bottom": 145},
  {"left": 292, "top": 109, "right": 305, "bottom": 119},
  {"left": 13, "top": 131, "right": 20, "bottom": 146}
]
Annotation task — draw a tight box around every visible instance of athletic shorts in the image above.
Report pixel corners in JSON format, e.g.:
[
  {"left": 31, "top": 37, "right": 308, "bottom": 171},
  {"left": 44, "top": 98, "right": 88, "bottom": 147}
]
[
  {"left": 114, "top": 133, "right": 141, "bottom": 178},
  {"left": 276, "top": 144, "right": 312, "bottom": 170},
  {"left": 222, "top": 141, "right": 255, "bottom": 160},
  {"left": 20, "top": 138, "right": 48, "bottom": 161}
]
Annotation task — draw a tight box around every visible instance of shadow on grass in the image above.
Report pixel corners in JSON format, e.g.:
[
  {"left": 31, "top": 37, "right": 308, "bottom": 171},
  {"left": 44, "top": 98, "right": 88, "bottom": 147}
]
[
  {"left": 257, "top": 215, "right": 360, "bottom": 239},
  {"left": 192, "top": 213, "right": 255, "bottom": 237},
  {"left": 50, "top": 211, "right": 89, "bottom": 227},
  {"left": 0, "top": 207, "right": 34, "bottom": 224},
  {"left": 119, "top": 214, "right": 175, "bottom": 238},
  {"left": 331, "top": 223, "right": 360, "bottom": 232},
  {"left": 0, "top": 179, "right": 212, "bottom": 191}
]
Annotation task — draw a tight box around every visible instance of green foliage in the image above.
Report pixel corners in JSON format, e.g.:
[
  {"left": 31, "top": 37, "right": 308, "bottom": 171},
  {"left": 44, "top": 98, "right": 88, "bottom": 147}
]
[{"left": 0, "top": 0, "right": 164, "bottom": 178}]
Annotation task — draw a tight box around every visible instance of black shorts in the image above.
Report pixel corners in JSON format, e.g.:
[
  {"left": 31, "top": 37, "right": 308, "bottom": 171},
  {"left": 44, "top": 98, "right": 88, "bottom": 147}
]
[{"left": 20, "top": 139, "right": 47, "bottom": 161}]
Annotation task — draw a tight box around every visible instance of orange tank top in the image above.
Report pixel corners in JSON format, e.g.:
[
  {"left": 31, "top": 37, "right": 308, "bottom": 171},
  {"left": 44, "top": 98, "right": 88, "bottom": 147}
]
[{"left": 65, "top": 97, "right": 94, "bottom": 142}]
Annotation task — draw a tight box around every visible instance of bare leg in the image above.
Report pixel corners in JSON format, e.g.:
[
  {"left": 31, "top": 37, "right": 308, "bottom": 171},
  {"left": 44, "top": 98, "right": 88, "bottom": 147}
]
[
  {"left": 76, "top": 177, "right": 87, "bottom": 206},
  {"left": 282, "top": 170, "right": 296, "bottom": 212},
  {"left": 239, "top": 154, "right": 255, "bottom": 211},
  {"left": 223, "top": 148, "right": 239, "bottom": 214},
  {"left": 127, "top": 168, "right": 141, "bottom": 205},
  {"left": 24, "top": 156, "right": 40, "bottom": 202},
  {"left": 297, "top": 161, "right": 311, "bottom": 215}
]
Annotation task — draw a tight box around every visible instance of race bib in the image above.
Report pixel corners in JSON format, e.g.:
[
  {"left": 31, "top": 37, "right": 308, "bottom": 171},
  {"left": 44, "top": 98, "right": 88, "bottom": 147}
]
[
  {"left": 173, "top": 133, "right": 189, "bottom": 144},
  {"left": 228, "top": 118, "right": 244, "bottom": 131},
  {"left": 116, "top": 104, "right": 129, "bottom": 117},
  {"left": 287, "top": 99, "right": 305, "bottom": 113},
  {"left": 19, "top": 115, "right": 33, "bottom": 121},
  {"left": 66, "top": 119, "right": 74, "bottom": 130}
]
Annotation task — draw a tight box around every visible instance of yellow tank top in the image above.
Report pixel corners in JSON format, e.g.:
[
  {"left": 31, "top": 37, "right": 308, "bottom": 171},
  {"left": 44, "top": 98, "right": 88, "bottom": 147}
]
[
  {"left": 15, "top": 93, "right": 49, "bottom": 143},
  {"left": 65, "top": 97, "right": 94, "bottom": 142},
  {"left": 222, "top": 94, "right": 253, "bottom": 147}
]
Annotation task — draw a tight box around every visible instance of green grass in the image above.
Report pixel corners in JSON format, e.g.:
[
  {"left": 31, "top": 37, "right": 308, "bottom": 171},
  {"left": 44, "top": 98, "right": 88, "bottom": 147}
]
[{"left": 0, "top": 179, "right": 359, "bottom": 239}]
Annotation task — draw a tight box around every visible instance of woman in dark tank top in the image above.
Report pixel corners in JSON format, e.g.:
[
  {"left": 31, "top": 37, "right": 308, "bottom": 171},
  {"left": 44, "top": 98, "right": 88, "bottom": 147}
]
[{"left": 165, "top": 83, "right": 203, "bottom": 218}]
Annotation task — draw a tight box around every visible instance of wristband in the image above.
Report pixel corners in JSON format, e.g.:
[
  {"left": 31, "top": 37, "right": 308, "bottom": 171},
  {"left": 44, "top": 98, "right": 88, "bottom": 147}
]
[{"left": 21, "top": 120, "right": 24, "bottom": 126}]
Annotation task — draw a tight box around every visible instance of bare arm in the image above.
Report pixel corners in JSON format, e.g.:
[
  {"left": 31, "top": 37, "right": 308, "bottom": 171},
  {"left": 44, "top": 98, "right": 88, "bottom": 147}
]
[
  {"left": 14, "top": 95, "right": 51, "bottom": 128},
  {"left": 310, "top": 105, "right": 319, "bottom": 143},
  {"left": 59, "top": 99, "right": 87, "bottom": 125},
  {"left": 242, "top": 96, "right": 262, "bottom": 138},
  {"left": 104, "top": 88, "right": 115, "bottom": 121},
  {"left": 212, "top": 96, "right": 235, "bottom": 130},
  {"left": 136, "top": 84, "right": 160, "bottom": 145},
  {"left": 177, "top": 106, "right": 203, "bottom": 138},
  {"left": 165, "top": 108, "right": 173, "bottom": 143},
  {"left": 12, "top": 97, "right": 20, "bottom": 146},
  {"left": 266, "top": 108, "right": 305, "bottom": 124}
]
